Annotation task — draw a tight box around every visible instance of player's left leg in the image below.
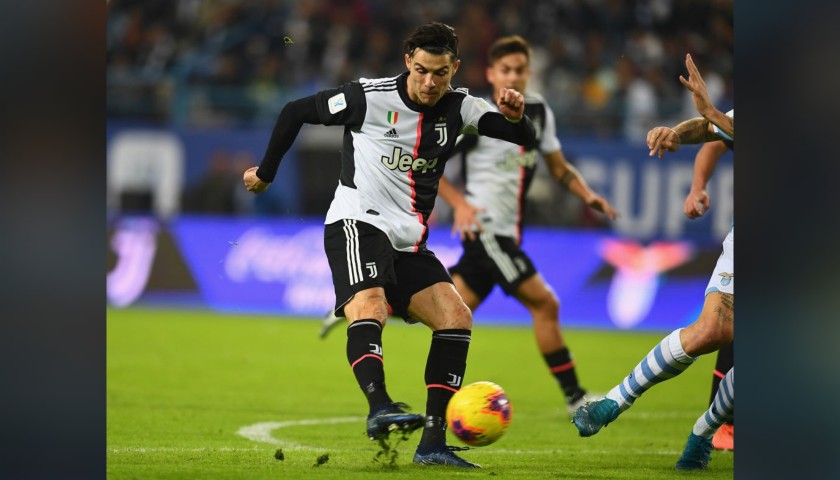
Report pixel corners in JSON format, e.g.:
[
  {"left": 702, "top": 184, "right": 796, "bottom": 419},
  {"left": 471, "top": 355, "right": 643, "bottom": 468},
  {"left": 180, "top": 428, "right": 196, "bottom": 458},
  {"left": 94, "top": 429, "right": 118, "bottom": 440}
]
[
  {"left": 385, "top": 250, "right": 480, "bottom": 468},
  {"left": 676, "top": 367, "right": 734, "bottom": 470},
  {"left": 405, "top": 281, "right": 479, "bottom": 468},
  {"left": 513, "top": 273, "right": 588, "bottom": 415},
  {"left": 709, "top": 342, "right": 734, "bottom": 450}
]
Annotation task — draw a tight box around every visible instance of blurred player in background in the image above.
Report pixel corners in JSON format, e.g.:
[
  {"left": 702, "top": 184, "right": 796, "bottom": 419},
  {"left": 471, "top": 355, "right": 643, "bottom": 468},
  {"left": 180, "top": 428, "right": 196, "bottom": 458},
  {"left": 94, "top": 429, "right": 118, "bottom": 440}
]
[
  {"left": 436, "top": 35, "right": 618, "bottom": 417},
  {"left": 684, "top": 139, "right": 735, "bottom": 452},
  {"left": 244, "top": 22, "right": 536, "bottom": 468},
  {"left": 573, "top": 53, "right": 734, "bottom": 471}
]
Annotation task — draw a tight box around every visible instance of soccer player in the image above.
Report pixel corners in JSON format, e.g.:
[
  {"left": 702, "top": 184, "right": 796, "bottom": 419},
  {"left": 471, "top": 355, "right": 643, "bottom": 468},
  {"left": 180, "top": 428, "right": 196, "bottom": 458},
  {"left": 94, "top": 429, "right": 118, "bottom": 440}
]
[
  {"left": 573, "top": 53, "right": 734, "bottom": 471},
  {"left": 243, "top": 22, "right": 536, "bottom": 468},
  {"left": 684, "top": 139, "right": 735, "bottom": 452},
  {"left": 435, "top": 35, "right": 618, "bottom": 416}
]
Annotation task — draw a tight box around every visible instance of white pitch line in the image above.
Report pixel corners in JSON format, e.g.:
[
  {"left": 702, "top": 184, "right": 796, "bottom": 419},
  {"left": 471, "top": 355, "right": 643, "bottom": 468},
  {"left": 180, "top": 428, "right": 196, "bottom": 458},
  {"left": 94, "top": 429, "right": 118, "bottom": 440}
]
[
  {"left": 231, "top": 416, "right": 687, "bottom": 456},
  {"left": 236, "top": 416, "right": 365, "bottom": 451},
  {"left": 111, "top": 413, "right": 700, "bottom": 457}
]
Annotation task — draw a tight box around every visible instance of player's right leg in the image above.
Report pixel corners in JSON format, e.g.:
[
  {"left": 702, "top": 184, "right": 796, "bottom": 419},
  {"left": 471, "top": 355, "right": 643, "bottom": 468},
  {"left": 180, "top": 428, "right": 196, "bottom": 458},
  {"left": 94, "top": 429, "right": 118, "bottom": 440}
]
[
  {"left": 323, "top": 220, "right": 424, "bottom": 441},
  {"left": 573, "top": 292, "right": 733, "bottom": 437}
]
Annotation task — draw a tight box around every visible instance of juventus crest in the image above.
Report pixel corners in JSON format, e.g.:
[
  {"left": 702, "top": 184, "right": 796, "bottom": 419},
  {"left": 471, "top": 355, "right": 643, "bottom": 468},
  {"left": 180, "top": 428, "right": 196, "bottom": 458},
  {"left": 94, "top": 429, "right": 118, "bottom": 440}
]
[{"left": 435, "top": 122, "right": 448, "bottom": 146}]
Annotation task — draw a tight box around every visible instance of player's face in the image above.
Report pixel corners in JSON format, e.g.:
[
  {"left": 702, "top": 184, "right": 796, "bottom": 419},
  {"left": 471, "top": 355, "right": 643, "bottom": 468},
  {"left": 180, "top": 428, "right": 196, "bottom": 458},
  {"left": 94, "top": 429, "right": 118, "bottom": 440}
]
[
  {"left": 404, "top": 49, "right": 460, "bottom": 107},
  {"left": 486, "top": 52, "right": 530, "bottom": 97}
]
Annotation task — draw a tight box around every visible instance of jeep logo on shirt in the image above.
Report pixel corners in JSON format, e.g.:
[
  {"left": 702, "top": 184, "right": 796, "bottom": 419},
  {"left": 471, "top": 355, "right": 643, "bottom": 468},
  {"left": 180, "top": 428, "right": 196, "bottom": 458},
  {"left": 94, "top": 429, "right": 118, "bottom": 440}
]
[
  {"left": 496, "top": 150, "right": 538, "bottom": 171},
  {"left": 381, "top": 147, "right": 439, "bottom": 173}
]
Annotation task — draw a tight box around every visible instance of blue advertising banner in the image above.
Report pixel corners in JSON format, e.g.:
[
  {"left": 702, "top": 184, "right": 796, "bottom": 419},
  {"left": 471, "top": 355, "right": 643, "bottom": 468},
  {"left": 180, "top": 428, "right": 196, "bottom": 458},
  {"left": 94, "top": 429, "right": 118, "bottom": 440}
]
[{"left": 159, "top": 216, "right": 718, "bottom": 331}]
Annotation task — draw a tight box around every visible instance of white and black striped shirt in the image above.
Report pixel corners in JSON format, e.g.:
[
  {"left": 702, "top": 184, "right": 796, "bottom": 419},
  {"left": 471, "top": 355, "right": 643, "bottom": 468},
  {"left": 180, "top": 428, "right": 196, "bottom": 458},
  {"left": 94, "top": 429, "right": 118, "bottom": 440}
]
[
  {"left": 258, "top": 71, "right": 535, "bottom": 252},
  {"left": 456, "top": 92, "right": 560, "bottom": 242}
]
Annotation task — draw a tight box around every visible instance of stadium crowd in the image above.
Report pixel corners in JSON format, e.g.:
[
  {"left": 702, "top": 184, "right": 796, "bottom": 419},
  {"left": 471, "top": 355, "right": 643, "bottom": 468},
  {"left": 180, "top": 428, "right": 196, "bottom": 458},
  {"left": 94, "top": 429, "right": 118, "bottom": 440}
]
[{"left": 107, "top": 0, "right": 733, "bottom": 138}]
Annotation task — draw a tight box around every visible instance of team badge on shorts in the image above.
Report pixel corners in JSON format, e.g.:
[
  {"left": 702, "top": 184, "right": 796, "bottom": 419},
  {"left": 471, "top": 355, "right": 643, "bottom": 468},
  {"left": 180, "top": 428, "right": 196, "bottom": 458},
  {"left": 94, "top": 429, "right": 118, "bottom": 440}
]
[{"left": 718, "top": 272, "right": 733, "bottom": 286}]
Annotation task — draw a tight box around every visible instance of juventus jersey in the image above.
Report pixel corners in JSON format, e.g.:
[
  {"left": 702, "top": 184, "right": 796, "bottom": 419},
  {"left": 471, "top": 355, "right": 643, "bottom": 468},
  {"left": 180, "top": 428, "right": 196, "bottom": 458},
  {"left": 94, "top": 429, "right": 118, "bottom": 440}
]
[
  {"left": 310, "top": 72, "right": 497, "bottom": 252},
  {"left": 459, "top": 92, "right": 560, "bottom": 241}
]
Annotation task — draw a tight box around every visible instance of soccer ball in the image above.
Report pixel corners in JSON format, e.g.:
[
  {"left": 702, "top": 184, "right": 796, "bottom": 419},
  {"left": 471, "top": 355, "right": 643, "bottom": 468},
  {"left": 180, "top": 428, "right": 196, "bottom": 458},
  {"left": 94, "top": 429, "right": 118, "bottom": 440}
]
[{"left": 446, "top": 381, "right": 512, "bottom": 446}]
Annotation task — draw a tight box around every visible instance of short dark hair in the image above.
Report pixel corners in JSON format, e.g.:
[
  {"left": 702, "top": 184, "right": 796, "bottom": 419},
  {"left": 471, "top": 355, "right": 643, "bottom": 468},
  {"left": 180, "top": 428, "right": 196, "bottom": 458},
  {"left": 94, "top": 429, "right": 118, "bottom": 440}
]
[
  {"left": 403, "top": 22, "right": 459, "bottom": 59},
  {"left": 487, "top": 35, "right": 531, "bottom": 65}
]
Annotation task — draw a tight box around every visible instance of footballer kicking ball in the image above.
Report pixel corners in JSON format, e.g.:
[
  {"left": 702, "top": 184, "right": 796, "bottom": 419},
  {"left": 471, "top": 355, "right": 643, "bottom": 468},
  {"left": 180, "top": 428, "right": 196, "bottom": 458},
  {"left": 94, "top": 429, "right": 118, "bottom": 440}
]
[{"left": 446, "top": 381, "right": 512, "bottom": 446}]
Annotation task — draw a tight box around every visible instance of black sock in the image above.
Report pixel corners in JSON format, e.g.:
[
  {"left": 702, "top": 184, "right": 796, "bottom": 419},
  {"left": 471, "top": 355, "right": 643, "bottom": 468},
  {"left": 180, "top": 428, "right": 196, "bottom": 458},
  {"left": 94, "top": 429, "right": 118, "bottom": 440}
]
[
  {"left": 418, "top": 415, "right": 447, "bottom": 448},
  {"left": 346, "top": 319, "right": 391, "bottom": 413},
  {"left": 423, "top": 329, "right": 471, "bottom": 429},
  {"left": 544, "top": 347, "right": 583, "bottom": 400},
  {"left": 709, "top": 341, "right": 734, "bottom": 425}
]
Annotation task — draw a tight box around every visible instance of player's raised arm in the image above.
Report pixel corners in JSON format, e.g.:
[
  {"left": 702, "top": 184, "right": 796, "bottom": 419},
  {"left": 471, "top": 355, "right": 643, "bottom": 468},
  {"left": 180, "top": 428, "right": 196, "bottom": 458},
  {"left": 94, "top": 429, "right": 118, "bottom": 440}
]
[
  {"left": 244, "top": 82, "right": 365, "bottom": 193},
  {"left": 243, "top": 95, "right": 321, "bottom": 193},
  {"left": 679, "top": 53, "right": 734, "bottom": 139},
  {"left": 469, "top": 91, "right": 536, "bottom": 146}
]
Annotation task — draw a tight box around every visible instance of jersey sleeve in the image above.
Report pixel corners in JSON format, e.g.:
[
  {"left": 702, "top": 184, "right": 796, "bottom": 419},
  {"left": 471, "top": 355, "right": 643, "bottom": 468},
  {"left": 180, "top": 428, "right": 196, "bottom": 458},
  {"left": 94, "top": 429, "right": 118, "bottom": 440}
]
[
  {"left": 458, "top": 95, "right": 494, "bottom": 135},
  {"left": 256, "top": 82, "right": 366, "bottom": 183},
  {"left": 313, "top": 81, "right": 366, "bottom": 127},
  {"left": 539, "top": 100, "right": 562, "bottom": 154}
]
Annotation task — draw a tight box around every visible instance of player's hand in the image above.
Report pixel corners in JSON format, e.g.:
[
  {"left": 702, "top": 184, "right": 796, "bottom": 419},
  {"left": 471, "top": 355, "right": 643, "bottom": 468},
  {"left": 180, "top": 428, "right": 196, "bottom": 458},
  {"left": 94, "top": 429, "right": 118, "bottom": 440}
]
[
  {"left": 586, "top": 195, "right": 619, "bottom": 220},
  {"left": 451, "top": 202, "right": 484, "bottom": 241},
  {"left": 684, "top": 189, "right": 710, "bottom": 219},
  {"left": 497, "top": 88, "right": 525, "bottom": 121},
  {"left": 679, "top": 53, "right": 714, "bottom": 119},
  {"left": 646, "top": 126, "right": 681, "bottom": 158},
  {"left": 243, "top": 166, "right": 270, "bottom": 194}
]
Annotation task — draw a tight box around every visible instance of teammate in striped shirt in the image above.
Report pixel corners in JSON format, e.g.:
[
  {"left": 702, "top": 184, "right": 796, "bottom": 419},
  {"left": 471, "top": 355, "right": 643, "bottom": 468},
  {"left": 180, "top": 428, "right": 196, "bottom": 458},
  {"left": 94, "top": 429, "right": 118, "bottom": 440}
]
[
  {"left": 573, "top": 53, "right": 734, "bottom": 471},
  {"left": 243, "top": 22, "right": 536, "bottom": 468},
  {"left": 435, "top": 36, "right": 619, "bottom": 417}
]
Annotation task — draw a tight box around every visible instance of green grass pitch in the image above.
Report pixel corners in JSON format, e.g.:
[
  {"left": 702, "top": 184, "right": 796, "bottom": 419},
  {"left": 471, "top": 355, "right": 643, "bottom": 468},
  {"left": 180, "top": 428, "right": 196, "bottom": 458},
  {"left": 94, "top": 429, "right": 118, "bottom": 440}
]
[{"left": 107, "top": 308, "right": 733, "bottom": 479}]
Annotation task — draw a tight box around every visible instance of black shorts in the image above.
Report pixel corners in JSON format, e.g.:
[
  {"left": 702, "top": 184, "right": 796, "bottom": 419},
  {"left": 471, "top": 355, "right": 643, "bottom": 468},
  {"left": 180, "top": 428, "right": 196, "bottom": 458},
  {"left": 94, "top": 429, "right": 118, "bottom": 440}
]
[
  {"left": 448, "top": 233, "right": 537, "bottom": 300},
  {"left": 324, "top": 219, "right": 453, "bottom": 321}
]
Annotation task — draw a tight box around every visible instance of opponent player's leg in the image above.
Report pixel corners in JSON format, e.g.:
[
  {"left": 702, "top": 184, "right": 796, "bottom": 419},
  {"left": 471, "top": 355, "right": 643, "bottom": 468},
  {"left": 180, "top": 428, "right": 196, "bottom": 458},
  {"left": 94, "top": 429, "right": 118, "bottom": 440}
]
[
  {"left": 406, "top": 280, "right": 480, "bottom": 468},
  {"left": 676, "top": 367, "right": 734, "bottom": 470},
  {"left": 573, "top": 291, "right": 733, "bottom": 437},
  {"left": 324, "top": 220, "right": 423, "bottom": 441},
  {"left": 709, "top": 341, "right": 734, "bottom": 450},
  {"left": 513, "top": 273, "right": 588, "bottom": 415},
  {"left": 574, "top": 227, "right": 734, "bottom": 438}
]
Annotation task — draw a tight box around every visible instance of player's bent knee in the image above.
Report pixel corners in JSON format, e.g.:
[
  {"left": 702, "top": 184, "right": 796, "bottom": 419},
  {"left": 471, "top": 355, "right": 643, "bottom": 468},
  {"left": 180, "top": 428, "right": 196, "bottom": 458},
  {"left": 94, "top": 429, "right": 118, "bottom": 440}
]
[
  {"left": 683, "top": 319, "right": 733, "bottom": 355},
  {"left": 344, "top": 290, "right": 389, "bottom": 322},
  {"left": 449, "top": 302, "right": 473, "bottom": 330},
  {"left": 539, "top": 292, "right": 560, "bottom": 319}
]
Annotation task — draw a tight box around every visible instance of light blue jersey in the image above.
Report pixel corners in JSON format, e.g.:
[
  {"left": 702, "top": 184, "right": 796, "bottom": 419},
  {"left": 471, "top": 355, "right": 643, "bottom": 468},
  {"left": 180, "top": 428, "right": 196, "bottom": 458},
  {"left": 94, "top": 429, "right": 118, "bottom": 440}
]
[{"left": 706, "top": 109, "right": 734, "bottom": 296}]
